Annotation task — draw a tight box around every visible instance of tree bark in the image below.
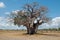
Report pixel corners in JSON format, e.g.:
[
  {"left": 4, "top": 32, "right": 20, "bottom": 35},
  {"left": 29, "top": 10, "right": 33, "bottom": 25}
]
[
  {"left": 27, "top": 27, "right": 37, "bottom": 34},
  {"left": 27, "top": 27, "right": 29, "bottom": 34},
  {"left": 26, "top": 23, "right": 39, "bottom": 34}
]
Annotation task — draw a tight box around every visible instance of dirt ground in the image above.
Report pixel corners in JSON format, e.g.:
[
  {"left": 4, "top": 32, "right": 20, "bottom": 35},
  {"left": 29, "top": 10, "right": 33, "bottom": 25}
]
[{"left": 0, "top": 30, "right": 60, "bottom": 40}]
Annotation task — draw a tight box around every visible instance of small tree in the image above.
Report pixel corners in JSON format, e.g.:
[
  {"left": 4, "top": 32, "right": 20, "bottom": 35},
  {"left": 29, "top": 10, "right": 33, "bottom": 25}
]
[{"left": 10, "top": 2, "right": 49, "bottom": 34}]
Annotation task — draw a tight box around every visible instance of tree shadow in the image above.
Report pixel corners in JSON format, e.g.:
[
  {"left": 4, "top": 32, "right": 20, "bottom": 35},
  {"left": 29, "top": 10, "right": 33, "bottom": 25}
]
[
  {"left": 13, "top": 32, "right": 60, "bottom": 37},
  {"left": 36, "top": 33, "right": 60, "bottom": 37}
]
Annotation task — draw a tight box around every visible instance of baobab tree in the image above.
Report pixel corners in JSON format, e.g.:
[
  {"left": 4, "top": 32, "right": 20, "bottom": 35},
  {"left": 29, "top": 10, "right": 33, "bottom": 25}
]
[{"left": 10, "top": 2, "right": 49, "bottom": 34}]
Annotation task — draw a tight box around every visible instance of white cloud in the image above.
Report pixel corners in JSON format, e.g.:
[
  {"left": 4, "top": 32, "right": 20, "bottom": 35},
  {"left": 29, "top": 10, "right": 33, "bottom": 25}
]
[
  {"left": 52, "top": 17, "right": 60, "bottom": 26},
  {"left": 12, "top": 10, "right": 20, "bottom": 14},
  {"left": 11, "top": 10, "right": 20, "bottom": 16},
  {"left": 39, "top": 17, "right": 60, "bottom": 29},
  {"left": 5, "top": 12, "right": 10, "bottom": 15},
  {"left": 0, "top": 17, "right": 17, "bottom": 29},
  {"left": 4, "top": 10, "right": 20, "bottom": 16},
  {"left": 0, "top": 2, "right": 5, "bottom": 8},
  {"left": 0, "top": 16, "right": 60, "bottom": 30},
  {"left": 0, "top": 16, "right": 26, "bottom": 30}
]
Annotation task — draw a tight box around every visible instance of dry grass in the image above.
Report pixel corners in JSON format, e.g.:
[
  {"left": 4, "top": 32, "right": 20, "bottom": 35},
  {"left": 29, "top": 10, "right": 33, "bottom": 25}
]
[{"left": 0, "top": 30, "right": 60, "bottom": 40}]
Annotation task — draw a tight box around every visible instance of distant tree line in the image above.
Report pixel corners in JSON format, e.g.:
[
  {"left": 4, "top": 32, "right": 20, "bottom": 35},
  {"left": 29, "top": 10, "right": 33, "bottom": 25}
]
[{"left": 41, "top": 28, "right": 60, "bottom": 31}]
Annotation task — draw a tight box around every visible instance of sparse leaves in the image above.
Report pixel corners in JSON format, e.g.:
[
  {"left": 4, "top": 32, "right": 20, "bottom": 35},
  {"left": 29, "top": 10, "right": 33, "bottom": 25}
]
[
  {"left": 10, "top": 2, "right": 49, "bottom": 27},
  {"left": 9, "top": 2, "right": 50, "bottom": 34}
]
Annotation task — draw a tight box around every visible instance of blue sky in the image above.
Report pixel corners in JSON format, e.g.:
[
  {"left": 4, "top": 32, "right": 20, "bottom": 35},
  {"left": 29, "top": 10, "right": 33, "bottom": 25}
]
[
  {"left": 0, "top": 0, "right": 60, "bottom": 29},
  {"left": 0, "top": 0, "right": 60, "bottom": 18}
]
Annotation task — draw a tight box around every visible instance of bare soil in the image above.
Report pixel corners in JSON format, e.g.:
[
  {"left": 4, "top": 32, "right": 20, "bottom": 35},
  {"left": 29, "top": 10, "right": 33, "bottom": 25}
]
[{"left": 0, "top": 30, "right": 60, "bottom": 40}]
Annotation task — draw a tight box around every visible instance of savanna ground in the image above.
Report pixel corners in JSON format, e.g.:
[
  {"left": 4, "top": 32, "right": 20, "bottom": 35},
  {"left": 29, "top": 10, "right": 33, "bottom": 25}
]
[{"left": 0, "top": 30, "right": 60, "bottom": 40}]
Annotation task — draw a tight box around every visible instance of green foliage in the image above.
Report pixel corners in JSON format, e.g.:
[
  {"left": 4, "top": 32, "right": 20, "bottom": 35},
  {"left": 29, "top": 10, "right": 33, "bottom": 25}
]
[
  {"left": 58, "top": 28, "right": 60, "bottom": 30},
  {"left": 20, "top": 16, "right": 27, "bottom": 21}
]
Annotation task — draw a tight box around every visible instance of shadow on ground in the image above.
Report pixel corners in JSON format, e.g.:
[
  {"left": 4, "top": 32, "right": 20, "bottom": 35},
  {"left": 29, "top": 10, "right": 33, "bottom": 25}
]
[
  {"left": 19, "top": 32, "right": 60, "bottom": 37},
  {"left": 35, "top": 33, "right": 60, "bottom": 37}
]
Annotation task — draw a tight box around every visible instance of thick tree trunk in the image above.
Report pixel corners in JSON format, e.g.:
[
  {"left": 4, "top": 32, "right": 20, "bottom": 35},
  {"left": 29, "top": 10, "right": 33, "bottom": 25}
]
[
  {"left": 26, "top": 23, "right": 39, "bottom": 35},
  {"left": 27, "top": 27, "right": 29, "bottom": 34},
  {"left": 34, "top": 28, "right": 38, "bottom": 33},
  {"left": 27, "top": 27, "right": 37, "bottom": 34}
]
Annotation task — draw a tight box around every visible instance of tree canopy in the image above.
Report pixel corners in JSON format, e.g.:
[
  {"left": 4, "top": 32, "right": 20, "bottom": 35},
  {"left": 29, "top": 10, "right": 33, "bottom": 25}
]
[{"left": 9, "top": 2, "right": 50, "bottom": 34}]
